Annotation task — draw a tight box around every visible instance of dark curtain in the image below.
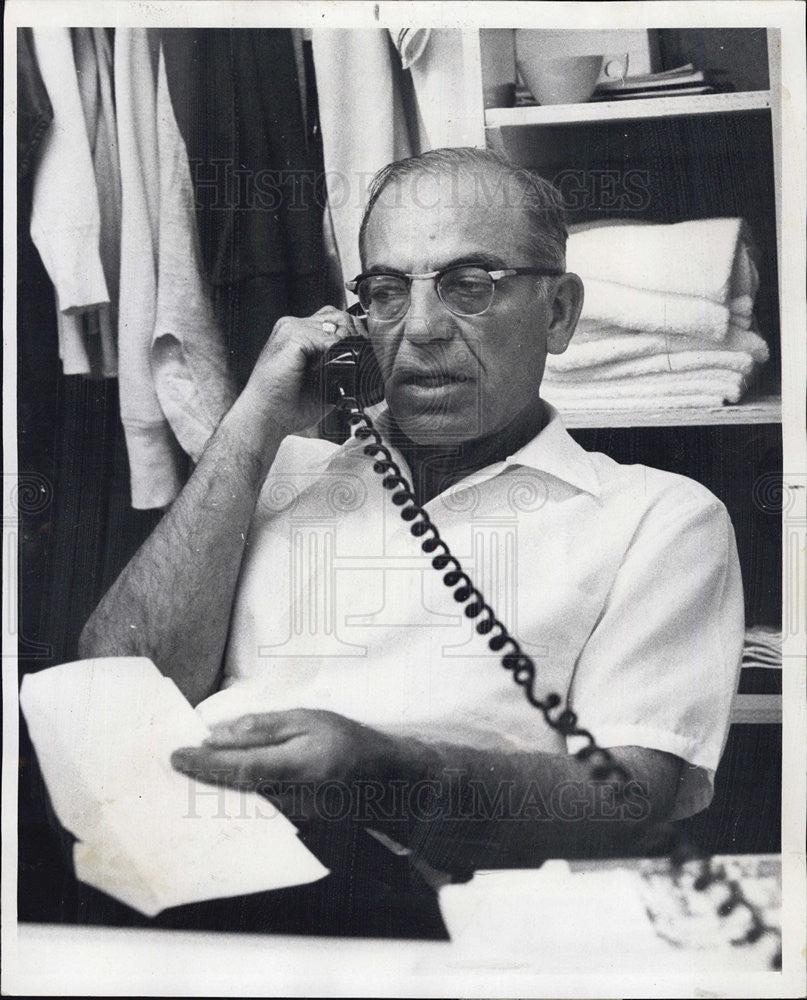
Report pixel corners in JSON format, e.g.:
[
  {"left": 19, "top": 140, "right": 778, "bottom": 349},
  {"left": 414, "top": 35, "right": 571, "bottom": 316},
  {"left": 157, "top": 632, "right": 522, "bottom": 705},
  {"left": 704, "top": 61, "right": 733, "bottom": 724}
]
[{"left": 161, "top": 29, "right": 331, "bottom": 388}]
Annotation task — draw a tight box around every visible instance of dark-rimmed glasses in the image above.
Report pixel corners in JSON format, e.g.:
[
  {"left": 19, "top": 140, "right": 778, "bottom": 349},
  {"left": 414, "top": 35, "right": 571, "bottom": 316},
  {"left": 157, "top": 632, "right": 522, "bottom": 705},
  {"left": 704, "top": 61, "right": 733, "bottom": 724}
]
[{"left": 345, "top": 264, "right": 563, "bottom": 321}]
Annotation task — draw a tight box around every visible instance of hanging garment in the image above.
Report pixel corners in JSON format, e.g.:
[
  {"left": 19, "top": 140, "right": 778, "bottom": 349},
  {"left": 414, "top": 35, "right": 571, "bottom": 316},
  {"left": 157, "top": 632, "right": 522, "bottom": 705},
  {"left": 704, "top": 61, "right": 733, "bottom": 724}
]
[
  {"left": 115, "top": 28, "right": 178, "bottom": 508},
  {"left": 115, "top": 29, "right": 236, "bottom": 509},
  {"left": 161, "top": 29, "right": 320, "bottom": 288},
  {"left": 17, "top": 27, "right": 53, "bottom": 182},
  {"left": 73, "top": 27, "right": 121, "bottom": 377},
  {"left": 161, "top": 29, "right": 325, "bottom": 386},
  {"left": 389, "top": 28, "right": 432, "bottom": 69},
  {"left": 406, "top": 29, "right": 484, "bottom": 149},
  {"left": 312, "top": 28, "right": 484, "bottom": 287},
  {"left": 29, "top": 27, "right": 110, "bottom": 377},
  {"left": 301, "top": 32, "right": 345, "bottom": 310},
  {"left": 311, "top": 29, "right": 414, "bottom": 285},
  {"left": 290, "top": 28, "right": 309, "bottom": 143}
]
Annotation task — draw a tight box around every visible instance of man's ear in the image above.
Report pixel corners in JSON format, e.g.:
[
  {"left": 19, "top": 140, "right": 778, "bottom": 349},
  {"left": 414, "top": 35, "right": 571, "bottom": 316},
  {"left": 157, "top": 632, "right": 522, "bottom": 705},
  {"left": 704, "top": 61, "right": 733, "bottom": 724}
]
[{"left": 545, "top": 272, "right": 584, "bottom": 354}]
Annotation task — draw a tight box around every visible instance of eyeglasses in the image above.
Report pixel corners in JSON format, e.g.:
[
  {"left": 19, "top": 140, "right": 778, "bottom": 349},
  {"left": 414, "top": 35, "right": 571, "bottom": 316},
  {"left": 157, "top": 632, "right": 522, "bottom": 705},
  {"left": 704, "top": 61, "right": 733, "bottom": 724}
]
[{"left": 345, "top": 264, "right": 563, "bottom": 322}]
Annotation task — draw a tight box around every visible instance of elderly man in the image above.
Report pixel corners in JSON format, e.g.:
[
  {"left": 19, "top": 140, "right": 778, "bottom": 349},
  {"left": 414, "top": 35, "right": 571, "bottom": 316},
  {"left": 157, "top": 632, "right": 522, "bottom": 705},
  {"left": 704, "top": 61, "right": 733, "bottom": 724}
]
[{"left": 80, "top": 148, "right": 743, "bottom": 931}]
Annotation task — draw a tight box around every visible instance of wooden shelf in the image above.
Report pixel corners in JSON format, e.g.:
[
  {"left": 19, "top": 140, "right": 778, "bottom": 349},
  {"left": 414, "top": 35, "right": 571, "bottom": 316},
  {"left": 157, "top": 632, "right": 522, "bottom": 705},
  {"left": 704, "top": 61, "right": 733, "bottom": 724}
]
[
  {"left": 551, "top": 393, "right": 781, "bottom": 429},
  {"left": 485, "top": 90, "right": 771, "bottom": 128},
  {"left": 731, "top": 694, "right": 782, "bottom": 725}
]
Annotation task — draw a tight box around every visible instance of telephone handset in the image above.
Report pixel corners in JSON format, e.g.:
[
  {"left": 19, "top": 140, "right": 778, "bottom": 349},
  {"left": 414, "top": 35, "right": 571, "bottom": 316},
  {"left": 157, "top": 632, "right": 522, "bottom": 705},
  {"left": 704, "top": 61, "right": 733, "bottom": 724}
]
[
  {"left": 317, "top": 308, "right": 779, "bottom": 963},
  {"left": 317, "top": 304, "right": 384, "bottom": 409},
  {"left": 318, "top": 336, "right": 384, "bottom": 408}
]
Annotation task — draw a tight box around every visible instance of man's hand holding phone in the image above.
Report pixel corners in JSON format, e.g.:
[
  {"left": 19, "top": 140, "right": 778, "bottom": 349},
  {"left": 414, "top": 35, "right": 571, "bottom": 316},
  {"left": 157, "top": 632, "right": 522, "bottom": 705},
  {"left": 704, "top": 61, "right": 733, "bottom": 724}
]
[{"left": 236, "top": 305, "right": 369, "bottom": 441}]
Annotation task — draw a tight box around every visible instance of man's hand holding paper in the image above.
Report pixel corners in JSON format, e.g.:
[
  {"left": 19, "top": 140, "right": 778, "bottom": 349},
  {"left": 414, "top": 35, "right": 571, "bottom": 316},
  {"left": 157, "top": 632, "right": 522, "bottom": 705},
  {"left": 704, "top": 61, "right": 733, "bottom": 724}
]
[{"left": 19, "top": 658, "right": 328, "bottom": 916}]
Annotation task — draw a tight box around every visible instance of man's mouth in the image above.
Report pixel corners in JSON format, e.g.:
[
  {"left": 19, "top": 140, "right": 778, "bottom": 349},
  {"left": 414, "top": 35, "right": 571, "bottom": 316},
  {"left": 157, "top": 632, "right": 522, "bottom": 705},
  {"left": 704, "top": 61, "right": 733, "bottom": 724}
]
[
  {"left": 404, "top": 372, "right": 469, "bottom": 388},
  {"left": 392, "top": 360, "right": 473, "bottom": 389}
]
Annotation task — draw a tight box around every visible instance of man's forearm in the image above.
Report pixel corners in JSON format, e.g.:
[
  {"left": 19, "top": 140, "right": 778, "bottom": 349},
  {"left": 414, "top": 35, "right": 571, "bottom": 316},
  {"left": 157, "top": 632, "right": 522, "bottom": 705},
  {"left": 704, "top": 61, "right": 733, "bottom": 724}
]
[
  {"left": 374, "top": 739, "right": 680, "bottom": 873},
  {"left": 78, "top": 305, "right": 378, "bottom": 706},
  {"left": 78, "top": 397, "right": 286, "bottom": 706},
  {"left": 170, "top": 709, "right": 682, "bottom": 869}
]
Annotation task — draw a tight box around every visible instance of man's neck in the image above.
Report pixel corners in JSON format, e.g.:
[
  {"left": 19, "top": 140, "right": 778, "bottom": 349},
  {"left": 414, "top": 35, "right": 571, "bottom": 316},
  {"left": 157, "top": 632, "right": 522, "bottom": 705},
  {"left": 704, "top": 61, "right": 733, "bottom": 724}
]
[{"left": 386, "top": 397, "right": 548, "bottom": 506}]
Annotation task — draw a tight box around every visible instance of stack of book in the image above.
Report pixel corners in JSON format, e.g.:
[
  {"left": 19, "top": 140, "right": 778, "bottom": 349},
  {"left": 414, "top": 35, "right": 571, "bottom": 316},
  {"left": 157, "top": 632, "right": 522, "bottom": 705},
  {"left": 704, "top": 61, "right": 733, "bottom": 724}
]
[{"left": 591, "top": 63, "right": 715, "bottom": 101}]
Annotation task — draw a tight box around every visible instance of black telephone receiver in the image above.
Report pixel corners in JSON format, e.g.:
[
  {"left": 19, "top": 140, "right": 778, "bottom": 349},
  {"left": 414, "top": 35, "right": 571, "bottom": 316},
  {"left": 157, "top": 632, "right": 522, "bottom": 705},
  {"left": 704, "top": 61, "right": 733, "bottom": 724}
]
[
  {"left": 317, "top": 305, "right": 385, "bottom": 408},
  {"left": 319, "top": 336, "right": 384, "bottom": 408}
]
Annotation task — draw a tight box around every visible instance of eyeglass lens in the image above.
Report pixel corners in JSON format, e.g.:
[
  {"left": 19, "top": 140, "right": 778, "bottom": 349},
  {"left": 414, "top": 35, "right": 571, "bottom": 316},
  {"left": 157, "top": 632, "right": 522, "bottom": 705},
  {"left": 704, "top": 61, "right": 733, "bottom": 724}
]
[{"left": 358, "top": 267, "right": 496, "bottom": 320}]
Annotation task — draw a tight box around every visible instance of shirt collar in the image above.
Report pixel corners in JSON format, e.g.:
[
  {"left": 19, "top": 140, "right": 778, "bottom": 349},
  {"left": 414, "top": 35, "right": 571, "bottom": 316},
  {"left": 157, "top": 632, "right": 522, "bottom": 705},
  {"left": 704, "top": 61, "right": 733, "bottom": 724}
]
[
  {"left": 364, "top": 401, "right": 602, "bottom": 500},
  {"left": 503, "top": 402, "right": 602, "bottom": 498}
]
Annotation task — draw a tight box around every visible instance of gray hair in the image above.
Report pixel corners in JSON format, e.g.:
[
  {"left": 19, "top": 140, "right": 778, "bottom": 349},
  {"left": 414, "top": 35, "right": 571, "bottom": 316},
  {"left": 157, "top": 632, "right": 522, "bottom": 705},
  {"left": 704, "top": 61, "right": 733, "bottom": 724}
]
[{"left": 358, "top": 147, "right": 568, "bottom": 274}]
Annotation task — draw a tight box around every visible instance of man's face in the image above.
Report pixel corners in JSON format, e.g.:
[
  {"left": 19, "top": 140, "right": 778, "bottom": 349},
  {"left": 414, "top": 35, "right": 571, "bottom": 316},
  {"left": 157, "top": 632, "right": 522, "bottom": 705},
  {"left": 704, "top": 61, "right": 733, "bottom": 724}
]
[{"left": 361, "top": 169, "right": 556, "bottom": 446}]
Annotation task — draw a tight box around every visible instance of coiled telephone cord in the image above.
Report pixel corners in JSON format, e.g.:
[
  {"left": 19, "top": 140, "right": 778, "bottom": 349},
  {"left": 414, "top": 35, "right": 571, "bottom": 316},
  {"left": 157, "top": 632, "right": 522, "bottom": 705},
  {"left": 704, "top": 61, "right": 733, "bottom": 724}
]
[{"left": 342, "top": 397, "right": 782, "bottom": 968}]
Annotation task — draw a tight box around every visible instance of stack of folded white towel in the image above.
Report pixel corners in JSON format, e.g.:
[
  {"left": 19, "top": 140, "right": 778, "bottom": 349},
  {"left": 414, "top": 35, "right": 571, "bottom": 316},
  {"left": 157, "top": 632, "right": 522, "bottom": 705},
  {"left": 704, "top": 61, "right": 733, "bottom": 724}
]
[
  {"left": 543, "top": 218, "right": 770, "bottom": 410},
  {"left": 742, "top": 625, "right": 782, "bottom": 670}
]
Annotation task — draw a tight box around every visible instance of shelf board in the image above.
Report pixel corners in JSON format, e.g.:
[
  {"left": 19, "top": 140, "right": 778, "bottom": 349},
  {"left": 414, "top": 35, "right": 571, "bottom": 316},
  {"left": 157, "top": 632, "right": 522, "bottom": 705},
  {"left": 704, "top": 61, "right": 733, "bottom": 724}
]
[
  {"left": 485, "top": 90, "right": 771, "bottom": 128},
  {"left": 551, "top": 393, "right": 782, "bottom": 429},
  {"left": 731, "top": 694, "right": 782, "bottom": 725}
]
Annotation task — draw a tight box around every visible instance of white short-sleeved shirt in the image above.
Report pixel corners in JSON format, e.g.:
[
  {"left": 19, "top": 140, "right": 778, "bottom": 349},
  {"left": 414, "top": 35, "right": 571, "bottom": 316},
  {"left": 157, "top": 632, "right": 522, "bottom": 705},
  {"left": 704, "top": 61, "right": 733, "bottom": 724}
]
[{"left": 198, "top": 404, "right": 745, "bottom": 821}]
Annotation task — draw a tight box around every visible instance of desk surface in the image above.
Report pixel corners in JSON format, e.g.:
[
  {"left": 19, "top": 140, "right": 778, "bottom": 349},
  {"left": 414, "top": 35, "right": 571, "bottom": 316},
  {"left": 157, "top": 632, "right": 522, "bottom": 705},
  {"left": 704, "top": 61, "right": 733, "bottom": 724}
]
[{"left": 7, "top": 855, "right": 788, "bottom": 998}]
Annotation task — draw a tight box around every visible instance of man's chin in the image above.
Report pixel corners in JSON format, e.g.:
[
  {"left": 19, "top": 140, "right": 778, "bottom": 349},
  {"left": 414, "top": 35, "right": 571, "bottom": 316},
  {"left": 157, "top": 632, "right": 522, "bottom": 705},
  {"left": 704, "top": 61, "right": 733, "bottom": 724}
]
[
  {"left": 385, "top": 386, "right": 485, "bottom": 446},
  {"left": 385, "top": 408, "right": 484, "bottom": 447}
]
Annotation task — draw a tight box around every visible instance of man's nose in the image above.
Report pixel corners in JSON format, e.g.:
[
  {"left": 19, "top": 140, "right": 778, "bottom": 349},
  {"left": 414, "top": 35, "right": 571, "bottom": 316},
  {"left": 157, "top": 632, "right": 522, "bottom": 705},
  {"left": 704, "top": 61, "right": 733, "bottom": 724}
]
[{"left": 401, "top": 278, "right": 456, "bottom": 343}]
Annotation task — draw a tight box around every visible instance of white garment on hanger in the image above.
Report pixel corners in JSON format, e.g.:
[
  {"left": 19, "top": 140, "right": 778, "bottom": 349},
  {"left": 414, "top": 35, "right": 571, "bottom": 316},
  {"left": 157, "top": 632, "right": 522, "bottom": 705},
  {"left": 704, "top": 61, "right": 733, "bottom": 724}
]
[
  {"left": 311, "top": 29, "right": 413, "bottom": 284},
  {"left": 407, "top": 30, "right": 484, "bottom": 150},
  {"left": 389, "top": 28, "right": 431, "bottom": 69},
  {"left": 311, "top": 29, "right": 484, "bottom": 287},
  {"left": 116, "top": 28, "right": 182, "bottom": 509},
  {"left": 30, "top": 27, "right": 109, "bottom": 376},
  {"left": 116, "top": 29, "right": 236, "bottom": 510}
]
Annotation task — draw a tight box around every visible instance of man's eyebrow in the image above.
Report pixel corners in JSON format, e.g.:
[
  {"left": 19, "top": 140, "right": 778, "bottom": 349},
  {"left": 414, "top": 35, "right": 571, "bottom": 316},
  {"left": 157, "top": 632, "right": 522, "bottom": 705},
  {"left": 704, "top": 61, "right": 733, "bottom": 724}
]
[
  {"left": 442, "top": 253, "right": 509, "bottom": 270},
  {"left": 364, "top": 253, "right": 509, "bottom": 275},
  {"left": 364, "top": 264, "right": 404, "bottom": 275}
]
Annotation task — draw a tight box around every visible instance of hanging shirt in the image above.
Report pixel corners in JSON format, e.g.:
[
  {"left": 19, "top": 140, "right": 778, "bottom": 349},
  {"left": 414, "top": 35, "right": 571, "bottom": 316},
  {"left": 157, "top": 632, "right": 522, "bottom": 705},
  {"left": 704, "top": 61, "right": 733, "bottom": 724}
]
[
  {"left": 29, "top": 27, "right": 110, "bottom": 377},
  {"left": 116, "top": 29, "right": 236, "bottom": 509},
  {"left": 311, "top": 29, "right": 414, "bottom": 286},
  {"left": 311, "top": 28, "right": 486, "bottom": 288}
]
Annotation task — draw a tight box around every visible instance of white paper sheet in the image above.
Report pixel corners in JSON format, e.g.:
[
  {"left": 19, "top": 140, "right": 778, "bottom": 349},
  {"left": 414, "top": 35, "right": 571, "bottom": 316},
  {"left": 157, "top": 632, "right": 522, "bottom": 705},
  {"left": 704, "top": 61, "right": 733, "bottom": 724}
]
[{"left": 19, "top": 658, "right": 328, "bottom": 916}]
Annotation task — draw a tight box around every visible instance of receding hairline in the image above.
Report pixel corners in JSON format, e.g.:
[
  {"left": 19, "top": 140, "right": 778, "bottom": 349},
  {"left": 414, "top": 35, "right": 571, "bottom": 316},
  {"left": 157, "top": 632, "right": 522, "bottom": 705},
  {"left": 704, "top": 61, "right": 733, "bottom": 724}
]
[
  {"left": 361, "top": 166, "right": 532, "bottom": 249},
  {"left": 358, "top": 149, "right": 567, "bottom": 270}
]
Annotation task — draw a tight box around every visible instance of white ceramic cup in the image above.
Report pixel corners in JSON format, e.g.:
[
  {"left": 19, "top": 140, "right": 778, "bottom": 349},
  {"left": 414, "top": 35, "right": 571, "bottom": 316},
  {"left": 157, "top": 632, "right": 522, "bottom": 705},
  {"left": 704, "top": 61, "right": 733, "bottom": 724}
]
[{"left": 517, "top": 54, "right": 605, "bottom": 105}]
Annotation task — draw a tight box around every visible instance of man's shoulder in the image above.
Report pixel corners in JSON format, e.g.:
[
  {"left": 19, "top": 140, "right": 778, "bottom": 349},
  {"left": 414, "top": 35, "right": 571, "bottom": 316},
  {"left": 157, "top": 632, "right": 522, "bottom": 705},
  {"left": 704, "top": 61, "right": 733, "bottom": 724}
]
[
  {"left": 268, "top": 433, "right": 343, "bottom": 476},
  {"left": 532, "top": 405, "right": 725, "bottom": 518},
  {"left": 586, "top": 447, "right": 728, "bottom": 519},
  {"left": 254, "top": 432, "right": 372, "bottom": 516},
  {"left": 253, "top": 434, "right": 341, "bottom": 507}
]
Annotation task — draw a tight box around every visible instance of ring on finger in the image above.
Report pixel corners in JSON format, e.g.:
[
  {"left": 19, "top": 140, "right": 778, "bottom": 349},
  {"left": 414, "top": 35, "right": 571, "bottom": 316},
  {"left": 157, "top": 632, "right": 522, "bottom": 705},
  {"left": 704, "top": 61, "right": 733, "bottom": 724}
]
[{"left": 321, "top": 320, "right": 338, "bottom": 335}]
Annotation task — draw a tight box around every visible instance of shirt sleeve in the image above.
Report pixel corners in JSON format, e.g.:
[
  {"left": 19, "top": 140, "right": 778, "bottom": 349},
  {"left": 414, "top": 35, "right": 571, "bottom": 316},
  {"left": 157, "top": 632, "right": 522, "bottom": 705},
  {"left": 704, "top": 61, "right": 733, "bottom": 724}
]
[
  {"left": 30, "top": 28, "right": 109, "bottom": 314},
  {"left": 566, "top": 478, "right": 745, "bottom": 820}
]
